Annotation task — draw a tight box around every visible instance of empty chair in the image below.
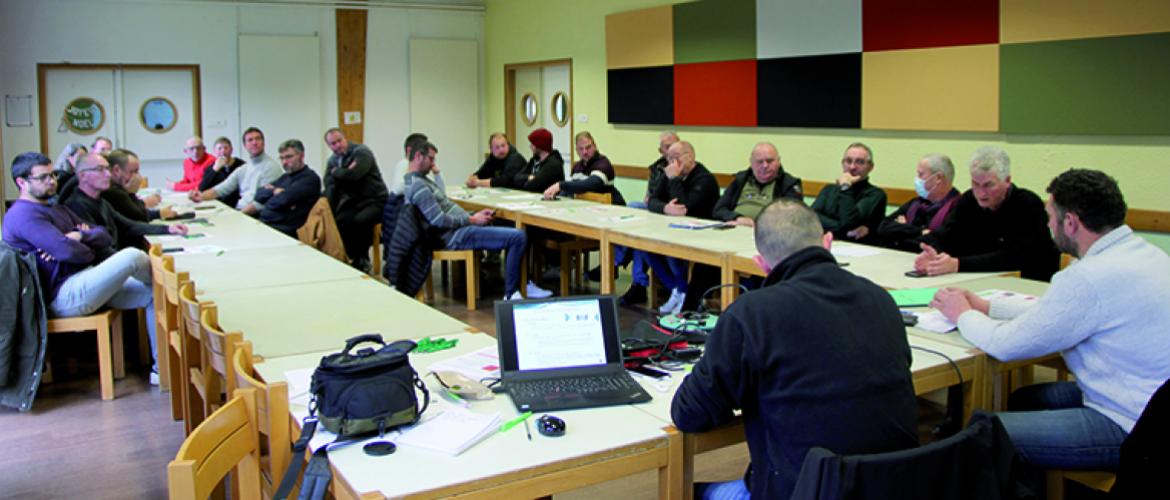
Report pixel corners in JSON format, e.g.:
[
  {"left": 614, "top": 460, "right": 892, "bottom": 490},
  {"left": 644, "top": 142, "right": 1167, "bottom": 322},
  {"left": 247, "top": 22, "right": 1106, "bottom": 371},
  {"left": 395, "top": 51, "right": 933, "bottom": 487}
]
[
  {"left": 232, "top": 341, "right": 292, "bottom": 498},
  {"left": 167, "top": 388, "right": 262, "bottom": 500}
]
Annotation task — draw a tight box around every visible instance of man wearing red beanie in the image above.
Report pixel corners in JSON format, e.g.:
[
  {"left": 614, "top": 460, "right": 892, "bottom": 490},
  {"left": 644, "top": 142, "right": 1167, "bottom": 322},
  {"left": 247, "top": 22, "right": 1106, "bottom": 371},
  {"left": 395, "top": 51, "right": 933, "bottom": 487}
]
[{"left": 512, "top": 128, "right": 565, "bottom": 192}]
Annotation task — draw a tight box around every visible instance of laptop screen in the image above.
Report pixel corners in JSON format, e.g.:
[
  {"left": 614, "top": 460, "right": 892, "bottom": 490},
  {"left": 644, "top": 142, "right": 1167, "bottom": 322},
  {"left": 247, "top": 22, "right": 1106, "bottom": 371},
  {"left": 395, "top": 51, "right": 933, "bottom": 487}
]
[{"left": 495, "top": 295, "right": 624, "bottom": 373}]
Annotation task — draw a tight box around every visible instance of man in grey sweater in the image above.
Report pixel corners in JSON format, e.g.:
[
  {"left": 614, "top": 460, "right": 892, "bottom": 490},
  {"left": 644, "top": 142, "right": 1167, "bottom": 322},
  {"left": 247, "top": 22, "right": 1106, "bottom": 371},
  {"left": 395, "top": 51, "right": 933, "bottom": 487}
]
[{"left": 189, "top": 127, "right": 282, "bottom": 215}]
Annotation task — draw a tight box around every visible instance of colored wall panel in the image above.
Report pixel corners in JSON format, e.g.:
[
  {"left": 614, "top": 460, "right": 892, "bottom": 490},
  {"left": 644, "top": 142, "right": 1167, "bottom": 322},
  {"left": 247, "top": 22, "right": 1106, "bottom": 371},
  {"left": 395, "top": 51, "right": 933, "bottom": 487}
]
[
  {"left": 862, "top": 0, "right": 998, "bottom": 51},
  {"left": 605, "top": 5, "right": 674, "bottom": 69},
  {"left": 862, "top": 45, "right": 998, "bottom": 132},
  {"left": 673, "top": 0, "right": 756, "bottom": 64},
  {"left": 674, "top": 60, "right": 757, "bottom": 127},
  {"left": 756, "top": 0, "right": 861, "bottom": 58},
  {"left": 757, "top": 53, "right": 860, "bottom": 128},
  {"left": 608, "top": 66, "right": 674, "bottom": 124},
  {"left": 1002, "top": 0, "right": 1170, "bottom": 43},
  {"left": 1001, "top": 33, "right": 1170, "bottom": 135}
]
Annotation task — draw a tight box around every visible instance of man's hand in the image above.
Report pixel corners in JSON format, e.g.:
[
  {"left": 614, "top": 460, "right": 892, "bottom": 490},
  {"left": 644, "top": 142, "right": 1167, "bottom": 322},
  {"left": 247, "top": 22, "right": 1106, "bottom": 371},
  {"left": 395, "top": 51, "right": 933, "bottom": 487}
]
[
  {"left": 542, "top": 183, "right": 561, "bottom": 200},
  {"left": 930, "top": 287, "right": 975, "bottom": 322},
  {"left": 664, "top": 157, "right": 683, "bottom": 179},
  {"left": 168, "top": 224, "right": 190, "bottom": 236},
  {"left": 213, "top": 155, "right": 229, "bottom": 171},
  {"left": 733, "top": 216, "right": 754, "bottom": 227},
  {"left": 37, "top": 250, "right": 55, "bottom": 262},
  {"left": 347, "top": 160, "right": 358, "bottom": 170},
  {"left": 64, "top": 231, "right": 83, "bottom": 242},
  {"left": 241, "top": 204, "right": 258, "bottom": 216},
  {"left": 465, "top": 175, "right": 479, "bottom": 188},
  {"left": 664, "top": 198, "right": 687, "bottom": 216},
  {"left": 127, "top": 174, "right": 144, "bottom": 193},
  {"left": 837, "top": 172, "right": 861, "bottom": 189},
  {"left": 923, "top": 253, "right": 959, "bottom": 276},
  {"left": 895, "top": 215, "right": 908, "bottom": 224},
  {"left": 914, "top": 243, "right": 939, "bottom": 272},
  {"left": 160, "top": 206, "right": 178, "bottom": 220},
  {"left": 846, "top": 226, "right": 869, "bottom": 240},
  {"left": 273, "top": 188, "right": 285, "bottom": 196},
  {"left": 469, "top": 209, "right": 494, "bottom": 226},
  {"left": 143, "top": 193, "right": 162, "bottom": 208}
]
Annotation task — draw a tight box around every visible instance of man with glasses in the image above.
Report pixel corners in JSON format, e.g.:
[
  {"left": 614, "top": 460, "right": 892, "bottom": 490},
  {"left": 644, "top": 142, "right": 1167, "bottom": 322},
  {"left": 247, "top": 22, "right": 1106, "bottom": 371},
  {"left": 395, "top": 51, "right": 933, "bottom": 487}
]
[
  {"left": 3, "top": 152, "right": 163, "bottom": 384},
  {"left": 64, "top": 153, "right": 187, "bottom": 250},
  {"left": 171, "top": 136, "right": 216, "bottom": 192},
  {"left": 812, "top": 142, "right": 888, "bottom": 242},
  {"left": 253, "top": 139, "right": 322, "bottom": 237}
]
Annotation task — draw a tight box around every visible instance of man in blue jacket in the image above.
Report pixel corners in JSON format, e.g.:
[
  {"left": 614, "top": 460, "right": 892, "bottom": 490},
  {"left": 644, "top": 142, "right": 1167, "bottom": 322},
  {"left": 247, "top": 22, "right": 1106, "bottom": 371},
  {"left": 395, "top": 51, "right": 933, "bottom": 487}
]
[
  {"left": 671, "top": 199, "right": 918, "bottom": 499},
  {"left": 254, "top": 139, "right": 322, "bottom": 237}
]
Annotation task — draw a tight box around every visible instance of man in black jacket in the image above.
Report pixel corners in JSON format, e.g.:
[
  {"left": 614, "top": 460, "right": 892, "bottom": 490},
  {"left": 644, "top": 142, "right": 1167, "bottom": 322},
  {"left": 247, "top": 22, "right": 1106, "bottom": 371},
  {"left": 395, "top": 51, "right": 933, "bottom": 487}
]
[
  {"left": 198, "top": 137, "right": 246, "bottom": 209},
  {"left": 672, "top": 199, "right": 919, "bottom": 500},
  {"left": 713, "top": 142, "right": 803, "bottom": 225},
  {"left": 613, "top": 131, "right": 679, "bottom": 306},
  {"left": 64, "top": 153, "right": 188, "bottom": 250},
  {"left": 915, "top": 146, "right": 1060, "bottom": 281},
  {"left": 324, "top": 128, "right": 389, "bottom": 271},
  {"left": 103, "top": 149, "right": 162, "bottom": 223},
  {"left": 254, "top": 140, "right": 322, "bottom": 237},
  {"left": 511, "top": 128, "right": 564, "bottom": 193},
  {"left": 466, "top": 132, "right": 527, "bottom": 189},
  {"left": 811, "top": 142, "right": 888, "bottom": 242},
  {"left": 542, "top": 131, "right": 625, "bottom": 205}
]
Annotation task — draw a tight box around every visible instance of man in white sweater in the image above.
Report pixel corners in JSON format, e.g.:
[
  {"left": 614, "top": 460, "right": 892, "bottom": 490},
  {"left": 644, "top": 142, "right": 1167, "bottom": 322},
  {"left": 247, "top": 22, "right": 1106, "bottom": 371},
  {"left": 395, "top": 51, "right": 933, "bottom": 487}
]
[{"left": 931, "top": 168, "right": 1170, "bottom": 470}]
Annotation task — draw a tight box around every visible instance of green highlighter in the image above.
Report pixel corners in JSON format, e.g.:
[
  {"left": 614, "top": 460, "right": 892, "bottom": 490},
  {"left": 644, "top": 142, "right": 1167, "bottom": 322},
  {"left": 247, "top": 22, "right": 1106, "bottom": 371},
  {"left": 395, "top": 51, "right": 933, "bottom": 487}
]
[{"left": 499, "top": 411, "right": 533, "bottom": 433}]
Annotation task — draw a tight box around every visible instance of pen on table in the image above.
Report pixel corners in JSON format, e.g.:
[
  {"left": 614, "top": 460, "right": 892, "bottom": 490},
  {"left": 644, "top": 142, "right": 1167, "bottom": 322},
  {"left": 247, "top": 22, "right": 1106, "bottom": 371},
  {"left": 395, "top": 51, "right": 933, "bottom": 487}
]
[
  {"left": 524, "top": 419, "right": 532, "bottom": 441},
  {"left": 500, "top": 411, "right": 533, "bottom": 433},
  {"left": 442, "top": 389, "right": 470, "bottom": 408}
]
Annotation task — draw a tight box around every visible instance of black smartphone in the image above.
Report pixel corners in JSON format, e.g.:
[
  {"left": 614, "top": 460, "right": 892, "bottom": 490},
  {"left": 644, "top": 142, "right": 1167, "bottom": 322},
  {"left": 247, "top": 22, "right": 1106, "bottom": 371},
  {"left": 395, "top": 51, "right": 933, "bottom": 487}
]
[
  {"left": 161, "top": 247, "right": 184, "bottom": 254},
  {"left": 904, "top": 269, "right": 927, "bottom": 278},
  {"left": 628, "top": 365, "right": 670, "bottom": 379}
]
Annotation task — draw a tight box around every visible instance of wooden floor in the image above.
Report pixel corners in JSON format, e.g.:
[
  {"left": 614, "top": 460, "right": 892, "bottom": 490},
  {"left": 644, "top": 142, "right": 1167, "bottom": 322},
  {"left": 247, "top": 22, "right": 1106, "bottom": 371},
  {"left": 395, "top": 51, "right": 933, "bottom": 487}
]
[{"left": 0, "top": 262, "right": 946, "bottom": 499}]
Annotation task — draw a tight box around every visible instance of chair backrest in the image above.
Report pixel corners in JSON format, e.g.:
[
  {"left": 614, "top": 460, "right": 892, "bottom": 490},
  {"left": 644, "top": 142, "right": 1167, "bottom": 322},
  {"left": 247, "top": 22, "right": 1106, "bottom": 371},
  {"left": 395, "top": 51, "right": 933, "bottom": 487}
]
[
  {"left": 789, "top": 412, "right": 1030, "bottom": 500},
  {"left": 200, "top": 304, "right": 242, "bottom": 395},
  {"left": 1111, "top": 377, "right": 1170, "bottom": 497},
  {"left": 232, "top": 341, "right": 291, "bottom": 491},
  {"left": 168, "top": 388, "right": 262, "bottom": 500},
  {"left": 575, "top": 191, "right": 613, "bottom": 205},
  {"left": 148, "top": 244, "right": 171, "bottom": 321},
  {"left": 178, "top": 281, "right": 207, "bottom": 345}
]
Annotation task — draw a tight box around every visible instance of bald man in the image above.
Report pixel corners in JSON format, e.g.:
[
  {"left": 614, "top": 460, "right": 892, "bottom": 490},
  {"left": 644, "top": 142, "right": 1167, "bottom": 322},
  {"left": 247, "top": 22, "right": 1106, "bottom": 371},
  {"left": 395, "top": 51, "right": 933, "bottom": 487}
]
[{"left": 172, "top": 136, "right": 216, "bottom": 191}]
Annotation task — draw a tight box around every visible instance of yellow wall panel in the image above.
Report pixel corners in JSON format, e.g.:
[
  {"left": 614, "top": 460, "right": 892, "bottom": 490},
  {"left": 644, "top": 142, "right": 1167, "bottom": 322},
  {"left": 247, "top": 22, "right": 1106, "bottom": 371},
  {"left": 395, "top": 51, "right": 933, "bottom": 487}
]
[
  {"left": 862, "top": 45, "right": 999, "bottom": 132},
  {"left": 605, "top": 5, "right": 673, "bottom": 69},
  {"left": 1002, "top": 0, "right": 1170, "bottom": 43}
]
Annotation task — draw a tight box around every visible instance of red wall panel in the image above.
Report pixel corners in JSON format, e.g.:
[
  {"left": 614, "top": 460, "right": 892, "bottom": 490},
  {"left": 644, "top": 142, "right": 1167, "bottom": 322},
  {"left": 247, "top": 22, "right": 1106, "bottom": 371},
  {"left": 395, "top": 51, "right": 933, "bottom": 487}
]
[
  {"left": 673, "top": 60, "right": 758, "bottom": 127},
  {"left": 863, "top": 0, "right": 999, "bottom": 51}
]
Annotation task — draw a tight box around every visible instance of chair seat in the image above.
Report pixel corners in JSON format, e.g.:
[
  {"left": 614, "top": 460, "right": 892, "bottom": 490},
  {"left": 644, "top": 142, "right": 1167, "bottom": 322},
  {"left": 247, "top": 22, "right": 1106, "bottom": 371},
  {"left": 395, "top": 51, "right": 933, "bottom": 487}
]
[
  {"left": 429, "top": 250, "right": 480, "bottom": 310},
  {"left": 46, "top": 309, "right": 124, "bottom": 401}
]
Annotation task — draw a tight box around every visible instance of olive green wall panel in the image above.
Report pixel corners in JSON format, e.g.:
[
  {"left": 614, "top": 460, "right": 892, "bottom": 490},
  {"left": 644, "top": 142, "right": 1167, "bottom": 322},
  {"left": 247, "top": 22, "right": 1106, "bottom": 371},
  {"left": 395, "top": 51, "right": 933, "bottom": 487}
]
[{"left": 672, "top": 0, "right": 755, "bottom": 64}]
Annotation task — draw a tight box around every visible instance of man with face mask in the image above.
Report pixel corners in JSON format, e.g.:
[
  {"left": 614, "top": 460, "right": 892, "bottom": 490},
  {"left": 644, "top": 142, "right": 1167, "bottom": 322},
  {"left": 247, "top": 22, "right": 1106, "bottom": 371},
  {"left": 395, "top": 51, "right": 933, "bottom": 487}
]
[
  {"left": 930, "top": 168, "right": 1170, "bottom": 473},
  {"left": 877, "top": 153, "right": 961, "bottom": 251}
]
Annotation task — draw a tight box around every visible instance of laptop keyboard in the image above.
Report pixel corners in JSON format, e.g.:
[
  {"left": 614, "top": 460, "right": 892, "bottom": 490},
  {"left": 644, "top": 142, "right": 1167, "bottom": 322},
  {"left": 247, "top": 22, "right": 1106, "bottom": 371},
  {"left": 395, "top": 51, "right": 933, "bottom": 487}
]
[{"left": 509, "top": 374, "right": 641, "bottom": 400}]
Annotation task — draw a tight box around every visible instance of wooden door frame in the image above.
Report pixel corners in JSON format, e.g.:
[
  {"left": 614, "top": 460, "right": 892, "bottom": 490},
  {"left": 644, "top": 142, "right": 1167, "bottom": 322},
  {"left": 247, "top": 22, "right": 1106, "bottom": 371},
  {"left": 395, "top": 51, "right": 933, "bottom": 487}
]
[
  {"left": 37, "top": 63, "right": 202, "bottom": 155},
  {"left": 503, "top": 58, "right": 574, "bottom": 164}
]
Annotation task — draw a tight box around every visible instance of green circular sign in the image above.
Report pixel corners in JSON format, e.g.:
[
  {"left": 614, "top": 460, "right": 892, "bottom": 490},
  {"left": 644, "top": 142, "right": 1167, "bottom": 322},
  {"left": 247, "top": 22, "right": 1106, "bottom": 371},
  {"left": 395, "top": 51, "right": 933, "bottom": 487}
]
[{"left": 63, "top": 97, "right": 105, "bottom": 135}]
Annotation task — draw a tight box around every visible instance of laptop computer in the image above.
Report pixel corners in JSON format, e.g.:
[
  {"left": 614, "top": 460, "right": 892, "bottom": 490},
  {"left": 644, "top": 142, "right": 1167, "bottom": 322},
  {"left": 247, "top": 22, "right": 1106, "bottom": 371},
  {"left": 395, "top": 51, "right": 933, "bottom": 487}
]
[{"left": 495, "top": 295, "right": 653, "bottom": 412}]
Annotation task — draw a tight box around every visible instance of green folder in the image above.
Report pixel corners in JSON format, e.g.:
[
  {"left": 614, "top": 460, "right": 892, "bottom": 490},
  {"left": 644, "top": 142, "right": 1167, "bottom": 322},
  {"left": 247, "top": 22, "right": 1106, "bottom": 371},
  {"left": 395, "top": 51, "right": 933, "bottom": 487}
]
[{"left": 889, "top": 288, "right": 938, "bottom": 308}]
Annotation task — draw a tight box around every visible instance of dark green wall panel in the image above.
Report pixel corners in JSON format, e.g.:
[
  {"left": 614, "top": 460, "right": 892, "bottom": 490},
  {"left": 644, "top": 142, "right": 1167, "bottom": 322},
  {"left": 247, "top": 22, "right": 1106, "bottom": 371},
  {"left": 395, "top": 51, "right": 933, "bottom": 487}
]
[
  {"left": 1001, "top": 33, "right": 1170, "bottom": 135},
  {"left": 673, "top": 0, "right": 755, "bottom": 64}
]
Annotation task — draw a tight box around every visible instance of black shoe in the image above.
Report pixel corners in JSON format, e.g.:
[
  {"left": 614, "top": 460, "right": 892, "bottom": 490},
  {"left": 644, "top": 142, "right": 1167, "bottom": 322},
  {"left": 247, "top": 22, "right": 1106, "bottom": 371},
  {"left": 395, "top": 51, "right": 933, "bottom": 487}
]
[
  {"left": 619, "top": 284, "right": 647, "bottom": 306},
  {"left": 351, "top": 257, "right": 371, "bottom": 273},
  {"left": 587, "top": 266, "right": 602, "bottom": 282},
  {"left": 541, "top": 265, "right": 562, "bottom": 282}
]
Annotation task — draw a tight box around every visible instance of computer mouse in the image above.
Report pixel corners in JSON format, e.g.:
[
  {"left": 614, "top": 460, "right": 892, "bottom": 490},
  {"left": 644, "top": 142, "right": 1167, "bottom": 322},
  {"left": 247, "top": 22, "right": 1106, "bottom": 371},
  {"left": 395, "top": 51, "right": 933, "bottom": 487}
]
[{"left": 536, "top": 414, "right": 566, "bottom": 437}]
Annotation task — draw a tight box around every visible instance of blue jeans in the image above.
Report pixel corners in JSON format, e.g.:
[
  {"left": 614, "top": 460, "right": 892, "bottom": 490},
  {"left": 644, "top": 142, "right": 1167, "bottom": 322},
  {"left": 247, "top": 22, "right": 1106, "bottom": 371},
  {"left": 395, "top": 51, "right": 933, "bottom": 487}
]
[
  {"left": 449, "top": 226, "right": 526, "bottom": 296},
  {"left": 613, "top": 202, "right": 649, "bottom": 286},
  {"left": 997, "top": 382, "right": 1127, "bottom": 469},
  {"left": 695, "top": 479, "right": 750, "bottom": 500},
  {"left": 50, "top": 248, "right": 157, "bottom": 370},
  {"left": 642, "top": 251, "right": 689, "bottom": 293}
]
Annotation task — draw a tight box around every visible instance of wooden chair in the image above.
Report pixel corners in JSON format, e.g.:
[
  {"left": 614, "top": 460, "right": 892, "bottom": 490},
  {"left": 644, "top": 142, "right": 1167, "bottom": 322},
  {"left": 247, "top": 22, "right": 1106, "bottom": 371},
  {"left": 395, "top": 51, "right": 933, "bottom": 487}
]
[
  {"left": 147, "top": 244, "right": 172, "bottom": 392},
  {"left": 1046, "top": 470, "right": 1115, "bottom": 500},
  {"left": 532, "top": 192, "right": 612, "bottom": 296},
  {"left": 200, "top": 304, "right": 244, "bottom": 412},
  {"left": 232, "top": 341, "right": 292, "bottom": 498},
  {"left": 371, "top": 223, "right": 383, "bottom": 280},
  {"left": 179, "top": 281, "right": 218, "bottom": 435},
  {"left": 168, "top": 388, "right": 262, "bottom": 500},
  {"left": 45, "top": 310, "right": 124, "bottom": 400},
  {"left": 161, "top": 251, "right": 191, "bottom": 421},
  {"left": 426, "top": 249, "right": 480, "bottom": 310}
]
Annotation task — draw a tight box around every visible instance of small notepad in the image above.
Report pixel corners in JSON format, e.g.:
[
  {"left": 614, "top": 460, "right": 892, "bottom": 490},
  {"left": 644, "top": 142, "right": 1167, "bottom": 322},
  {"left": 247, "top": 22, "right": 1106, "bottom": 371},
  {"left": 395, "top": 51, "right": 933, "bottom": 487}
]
[
  {"left": 889, "top": 287, "right": 939, "bottom": 307},
  {"left": 396, "top": 408, "right": 501, "bottom": 456}
]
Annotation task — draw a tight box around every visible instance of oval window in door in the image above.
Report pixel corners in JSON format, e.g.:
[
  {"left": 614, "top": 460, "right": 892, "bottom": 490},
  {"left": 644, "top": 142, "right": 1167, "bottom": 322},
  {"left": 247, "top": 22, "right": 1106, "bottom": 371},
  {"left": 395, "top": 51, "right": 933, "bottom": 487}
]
[
  {"left": 551, "top": 91, "right": 569, "bottom": 127},
  {"left": 521, "top": 92, "right": 538, "bottom": 126},
  {"left": 140, "top": 96, "right": 178, "bottom": 133}
]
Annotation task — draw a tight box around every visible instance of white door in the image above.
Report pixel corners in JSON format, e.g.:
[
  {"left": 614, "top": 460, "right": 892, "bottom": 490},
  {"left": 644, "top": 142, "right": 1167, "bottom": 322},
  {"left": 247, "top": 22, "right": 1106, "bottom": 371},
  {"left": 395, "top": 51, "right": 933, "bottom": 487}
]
[
  {"left": 409, "top": 38, "right": 480, "bottom": 183},
  {"left": 513, "top": 67, "right": 541, "bottom": 159},
  {"left": 239, "top": 34, "right": 325, "bottom": 173},
  {"left": 42, "top": 68, "right": 117, "bottom": 163},
  {"left": 122, "top": 68, "right": 200, "bottom": 184},
  {"left": 541, "top": 63, "right": 571, "bottom": 172}
]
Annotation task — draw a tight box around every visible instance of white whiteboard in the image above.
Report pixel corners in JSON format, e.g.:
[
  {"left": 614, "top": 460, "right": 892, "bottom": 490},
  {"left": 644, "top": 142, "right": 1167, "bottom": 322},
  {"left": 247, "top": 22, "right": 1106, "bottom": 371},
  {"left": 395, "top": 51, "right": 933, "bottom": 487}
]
[
  {"left": 409, "top": 38, "right": 480, "bottom": 182},
  {"left": 238, "top": 34, "right": 325, "bottom": 173}
]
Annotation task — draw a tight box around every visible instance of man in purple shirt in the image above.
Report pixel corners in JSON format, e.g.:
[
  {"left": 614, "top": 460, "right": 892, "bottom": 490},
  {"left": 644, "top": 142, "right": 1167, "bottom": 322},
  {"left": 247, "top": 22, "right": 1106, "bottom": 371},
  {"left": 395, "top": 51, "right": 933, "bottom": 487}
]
[{"left": 2, "top": 152, "right": 159, "bottom": 383}]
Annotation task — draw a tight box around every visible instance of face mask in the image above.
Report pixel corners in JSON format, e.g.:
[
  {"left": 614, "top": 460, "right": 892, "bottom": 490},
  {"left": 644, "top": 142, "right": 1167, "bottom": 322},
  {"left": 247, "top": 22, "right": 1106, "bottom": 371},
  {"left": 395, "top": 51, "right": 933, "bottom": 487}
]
[{"left": 914, "top": 176, "right": 931, "bottom": 198}]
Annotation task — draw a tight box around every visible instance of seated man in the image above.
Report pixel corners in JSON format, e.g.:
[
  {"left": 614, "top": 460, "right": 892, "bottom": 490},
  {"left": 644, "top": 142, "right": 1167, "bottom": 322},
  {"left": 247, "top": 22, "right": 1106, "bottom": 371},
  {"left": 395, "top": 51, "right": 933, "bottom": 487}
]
[
  {"left": 171, "top": 136, "right": 216, "bottom": 191},
  {"left": 403, "top": 140, "right": 548, "bottom": 300},
  {"left": 672, "top": 200, "right": 918, "bottom": 499},
  {"left": 253, "top": 139, "right": 321, "bottom": 237},
  {"left": 930, "top": 168, "right": 1170, "bottom": 471},
  {"left": 91, "top": 136, "right": 113, "bottom": 156},
  {"left": 190, "top": 127, "right": 282, "bottom": 216},
  {"left": 613, "top": 131, "right": 679, "bottom": 306},
  {"left": 641, "top": 141, "right": 719, "bottom": 314},
  {"left": 542, "top": 131, "right": 624, "bottom": 204},
  {"left": 466, "top": 132, "right": 526, "bottom": 189},
  {"left": 915, "top": 146, "right": 1060, "bottom": 281},
  {"left": 3, "top": 152, "right": 162, "bottom": 383},
  {"left": 63, "top": 153, "right": 187, "bottom": 250},
  {"left": 511, "top": 128, "right": 564, "bottom": 193},
  {"left": 389, "top": 132, "right": 444, "bottom": 198},
  {"left": 811, "top": 142, "right": 887, "bottom": 242},
  {"left": 324, "top": 128, "right": 389, "bottom": 271},
  {"left": 198, "top": 137, "right": 246, "bottom": 209},
  {"left": 103, "top": 149, "right": 162, "bottom": 223},
  {"left": 713, "top": 141, "right": 803, "bottom": 226},
  {"left": 877, "top": 153, "right": 961, "bottom": 251}
]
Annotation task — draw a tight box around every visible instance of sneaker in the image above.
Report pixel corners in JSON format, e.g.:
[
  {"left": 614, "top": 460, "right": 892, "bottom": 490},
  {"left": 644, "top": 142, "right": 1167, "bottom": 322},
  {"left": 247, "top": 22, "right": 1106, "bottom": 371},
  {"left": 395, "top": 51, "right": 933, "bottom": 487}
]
[
  {"left": 503, "top": 291, "right": 524, "bottom": 301},
  {"left": 526, "top": 281, "right": 553, "bottom": 298},
  {"left": 619, "top": 284, "right": 647, "bottom": 306},
  {"left": 149, "top": 370, "right": 160, "bottom": 386},
  {"left": 658, "top": 289, "right": 686, "bottom": 315}
]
